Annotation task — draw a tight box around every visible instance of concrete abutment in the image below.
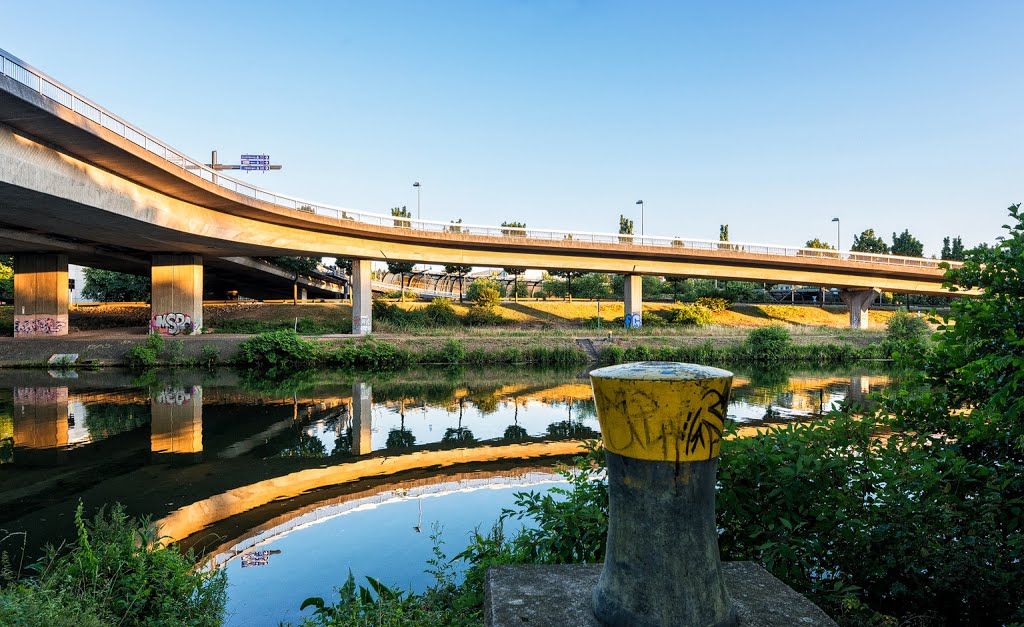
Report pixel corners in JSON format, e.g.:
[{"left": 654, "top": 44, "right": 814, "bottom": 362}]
[
  {"left": 151, "top": 254, "right": 203, "bottom": 335},
  {"left": 840, "top": 288, "right": 881, "bottom": 329},
  {"left": 13, "top": 253, "right": 69, "bottom": 337}
]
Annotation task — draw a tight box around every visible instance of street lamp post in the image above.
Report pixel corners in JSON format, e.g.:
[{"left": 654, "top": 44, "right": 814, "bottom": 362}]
[
  {"left": 831, "top": 217, "right": 841, "bottom": 252},
  {"left": 413, "top": 182, "right": 422, "bottom": 221},
  {"left": 635, "top": 200, "right": 644, "bottom": 237}
]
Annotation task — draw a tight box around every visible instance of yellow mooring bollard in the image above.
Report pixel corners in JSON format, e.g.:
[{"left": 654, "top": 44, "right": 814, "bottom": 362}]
[{"left": 590, "top": 361, "right": 737, "bottom": 627}]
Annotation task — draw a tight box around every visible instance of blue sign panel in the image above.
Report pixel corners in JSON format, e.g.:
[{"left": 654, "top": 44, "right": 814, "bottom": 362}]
[
  {"left": 241, "top": 165, "right": 270, "bottom": 171},
  {"left": 241, "top": 549, "right": 273, "bottom": 568},
  {"left": 241, "top": 154, "right": 269, "bottom": 160}
]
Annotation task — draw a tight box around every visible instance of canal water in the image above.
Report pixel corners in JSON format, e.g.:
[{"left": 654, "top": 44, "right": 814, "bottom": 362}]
[{"left": 0, "top": 363, "right": 889, "bottom": 625}]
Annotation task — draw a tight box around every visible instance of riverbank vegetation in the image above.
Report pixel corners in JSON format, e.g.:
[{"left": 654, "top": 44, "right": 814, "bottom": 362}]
[
  {"left": 0, "top": 503, "right": 226, "bottom": 626},
  {"left": 278, "top": 206, "right": 1024, "bottom": 626}
]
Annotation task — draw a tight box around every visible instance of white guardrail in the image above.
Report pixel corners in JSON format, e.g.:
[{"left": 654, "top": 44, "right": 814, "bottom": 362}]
[{"left": 0, "top": 47, "right": 955, "bottom": 272}]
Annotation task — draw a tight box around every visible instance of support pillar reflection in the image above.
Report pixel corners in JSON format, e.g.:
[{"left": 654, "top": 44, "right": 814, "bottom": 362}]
[
  {"left": 352, "top": 382, "right": 373, "bottom": 455},
  {"left": 12, "top": 386, "right": 69, "bottom": 464},
  {"left": 151, "top": 385, "right": 203, "bottom": 463}
]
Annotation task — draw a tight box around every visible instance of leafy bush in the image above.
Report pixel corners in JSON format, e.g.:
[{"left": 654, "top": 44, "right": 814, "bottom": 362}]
[
  {"left": 669, "top": 303, "right": 714, "bottom": 325},
  {"left": 465, "top": 305, "right": 504, "bottom": 326},
  {"left": 199, "top": 344, "right": 220, "bottom": 367},
  {"left": 372, "top": 300, "right": 404, "bottom": 322},
  {"left": 466, "top": 278, "right": 503, "bottom": 307},
  {"left": 883, "top": 308, "right": 930, "bottom": 361},
  {"left": 439, "top": 338, "right": 465, "bottom": 364},
  {"left": 126, "top": 333, "right": 163, "bottom": 369},
  {"left": 424, "top": 298, "right": 459, "bottom": 326},
  {"left": 326, "top": 339, "right": 407, "bottom": 369},
  {"left": 694, "top": 296, "right": 732, "bottom": 312},
  {"left": 0, "top": 503, "right": 226, "bottom": 626},
  {"left": 237, "top": 330, "right": 321, "bottom": 368},
  {"left": 744, "top": 325, "right": 791, "bottom": 361}
]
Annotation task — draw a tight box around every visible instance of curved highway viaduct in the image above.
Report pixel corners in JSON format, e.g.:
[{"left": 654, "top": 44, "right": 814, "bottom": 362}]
[{"left": 0, "top": 49, "right": 959, "bottom": 337}]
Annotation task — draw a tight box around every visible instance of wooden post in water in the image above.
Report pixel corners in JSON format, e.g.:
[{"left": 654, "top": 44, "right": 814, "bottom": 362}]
[{"left": 590, "top": 361, "right": 737, "bottom": 627}]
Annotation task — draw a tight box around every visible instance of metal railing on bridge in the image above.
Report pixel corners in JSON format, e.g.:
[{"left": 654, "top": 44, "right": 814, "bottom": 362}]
[{"left": 0, "top": 47, "right": 957, "bottom": 273}]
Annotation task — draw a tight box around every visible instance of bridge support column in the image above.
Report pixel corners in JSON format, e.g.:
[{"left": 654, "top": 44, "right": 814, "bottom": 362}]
[
  {"left": 351, "top": 259, "right": 372, "bottom": 335},
  {"left": 13, "top": 254, "right": 68, "bottom": 337},
  {"left": 352, "top": 382, "right": 373, "bottom": 455},
  {"left": 623, "top": 274, "right": 642, "bottom": 329},
  {"left": 839, "top": 288, "right": 880, "bottom": 329},
  {"left": 150, "top": 254, "right": 203, "bottom": 335},
  {"left": 151, "top": 385, "right": 203, "bottom": 463}
]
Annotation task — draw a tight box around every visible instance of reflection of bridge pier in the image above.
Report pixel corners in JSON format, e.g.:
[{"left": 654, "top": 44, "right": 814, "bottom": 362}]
[
  {"left": 12, "top": 387, "right": 69, "bottom": 464},
  {"left": 352, "top": 383, "right": 373, "bottom": 455},
  {"left": 849, "top": 375, "right": 872, "bottom": 405},
  {"left": 151, "top": 386, "right": 203, "bottom": 463}
]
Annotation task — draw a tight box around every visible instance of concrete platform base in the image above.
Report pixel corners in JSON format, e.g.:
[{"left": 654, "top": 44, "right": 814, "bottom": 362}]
[{"left": 484, "top": 562, "right": 837, "bottom": 627}]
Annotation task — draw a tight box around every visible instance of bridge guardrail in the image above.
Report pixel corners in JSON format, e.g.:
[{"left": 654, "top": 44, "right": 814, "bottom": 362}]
[{"left": 0, "top": 47, "right": 957, "bottom": 273}]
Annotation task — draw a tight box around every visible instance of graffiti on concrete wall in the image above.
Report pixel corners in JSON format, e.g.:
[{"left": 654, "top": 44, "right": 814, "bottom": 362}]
[
  {"left": 156, "top": 386, "right": 199, "bottom": 406},
  {"left": 14, "top": 317, "right": 66, "bottom": 335},
  {"left": 151, "top": 312, "right": 196, "bottom": 335},
  {"left": 13, "top": 387, "right": 68, "bottom": 403},
  {"left": 623, "top": 313, "right": 643, "bottom": 329}
]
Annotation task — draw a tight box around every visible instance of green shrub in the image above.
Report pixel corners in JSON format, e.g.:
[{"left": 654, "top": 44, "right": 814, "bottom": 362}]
[
  {"left": 372, "top": 300, "right": 404, "bottom": 322},
  {"left": 439, "top": 338, "right": 465, "bottom": 364},
  {"left": 599, "top": 345, "right": 625, "bottom": 364},
  {"left": 694, "top": 296, "right": 732, "bottom": 312},
  {"left": 126, "top": 333, "right": 164, "bottom": 369},
  {"left": 883, "top": 309, "right": 930, "bottom": 361},
  {"left": 465, "top": 305, "right": 504, "bottom": 326},
  {"left": 466, "top": 278, "right": 503, "bottom": 307},
  {"left": 424, "top": 298, "right": 459, "bottom": 326},
  {"left": 199, "top": 344, "right": 220, "bottom": 368},
  {"left": 326, "top": 339, "right": 407, "bottom": 369},
  {"left": 745, "top": 325, "right": 792, "bottom": 361},
  {"left": 237, "top": 330, "right": 321, "bottom": 368},
  {"left": 167, "top": 339, "right": 184, "bottom": 364},
  {"left": 0, "top": 502, "right": 226, "bottom": 626},
  {"left": 669, "top": 303, "right": 714, "bottom": 325}
]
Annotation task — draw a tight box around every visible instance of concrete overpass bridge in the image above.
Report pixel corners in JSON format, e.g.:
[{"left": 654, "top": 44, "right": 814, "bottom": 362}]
[{"left": 0, "top": 48, "right": 959, "bottom": 337}]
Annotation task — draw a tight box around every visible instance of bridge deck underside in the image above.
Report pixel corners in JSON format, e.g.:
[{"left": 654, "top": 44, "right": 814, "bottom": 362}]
[{"left": 0, "top": 78, "right": 956, "bottom": 297}]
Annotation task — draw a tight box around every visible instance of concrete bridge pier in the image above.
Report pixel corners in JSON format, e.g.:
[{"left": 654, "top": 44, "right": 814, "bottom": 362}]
[
  {"left": 352, "top": 382, "right": 373, "bottom": 455},
  {"left": 351, "top": 259, "right": 372, "bottom": 335},
  {"left": 151, "top": 254, "right": 203, "bottom": 335},
  {"left": 151, "top": 385, "right": 203, "bottom": 463},
  {"left": 13, "top": 254, "right": 69, "bottom": 337},
  {"left": 840, "top": 288, "right": 881, "bottom": 329},
  {"left": 623, "top": 274, "right": 642, "bottom": 329}
]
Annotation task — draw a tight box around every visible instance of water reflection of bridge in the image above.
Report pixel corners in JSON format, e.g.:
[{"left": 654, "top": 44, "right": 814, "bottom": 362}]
[
  {"left": 0, "top": 365, "right": 889, "bottom": 559},
  {"left": 2, "top": 369, "right": 888, "bottom": 462}
]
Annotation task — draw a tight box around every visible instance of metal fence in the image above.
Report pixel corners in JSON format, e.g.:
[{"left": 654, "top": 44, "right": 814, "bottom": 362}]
[{"left": 0, "top": 47, "right": 957, "bottom": 272}]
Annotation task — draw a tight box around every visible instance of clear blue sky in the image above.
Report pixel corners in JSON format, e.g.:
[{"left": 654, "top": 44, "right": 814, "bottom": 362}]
[{"left": 4, "top": 1, "right": 1021, "bottom": 256}]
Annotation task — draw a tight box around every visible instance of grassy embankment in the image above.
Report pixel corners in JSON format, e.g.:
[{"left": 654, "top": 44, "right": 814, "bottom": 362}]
[{"left": 1, "top": 301, "right": 916, "bottom": 368}]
